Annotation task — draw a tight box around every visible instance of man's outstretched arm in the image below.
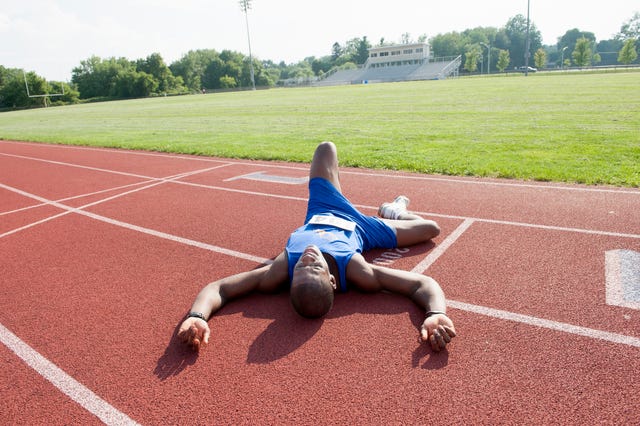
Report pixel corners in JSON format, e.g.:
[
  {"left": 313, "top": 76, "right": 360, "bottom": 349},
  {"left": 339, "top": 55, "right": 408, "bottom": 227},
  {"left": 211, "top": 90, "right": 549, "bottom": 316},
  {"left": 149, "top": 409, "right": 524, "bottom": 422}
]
[
  {"left": 178, "top": 252, "right": 288, "bottom": 350},
  {"left": 346, "top": 254, "right": 456, "bottom": 352}
]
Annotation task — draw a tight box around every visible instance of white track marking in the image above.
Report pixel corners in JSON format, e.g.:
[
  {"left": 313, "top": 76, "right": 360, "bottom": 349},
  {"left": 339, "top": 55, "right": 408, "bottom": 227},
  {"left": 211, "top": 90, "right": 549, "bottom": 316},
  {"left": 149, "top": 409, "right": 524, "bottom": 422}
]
[
  {"left": 0, "top": 165, "right": 227, "bottom": 238},
  {"left": 0, "top": 152, "right": 165, "bottom": 180},
  {"left": 3, "top": 140, "right": 639, "bottom": 195},
  {"left": 0, "top": 183, "right": 271, "bottom": 265},
  {"left": 130, "top": 180, "right": 640, "bottom": 240},
  {"left": 0, "top": 323, "right": 140, "bottom": 425},
  {"left": 1, "top": 180, "right": 156, "bottom": 216},
  {"left": 2, "top": 141, "right": 640, "bottom": 426},
  {"left": 0, "top": 151, "right": 235, "bottom": 181},
  {"left": 3, "top": 183, "right": 638, "bottom": 350},
  {"left": 605, "top": 250, "right": 640, "bottom": 310},
  {"left": 468, "top": 216, "right": 640, "bottom": 239},
  {"left": 447, "top": 300, "right": 640, "bottom": 348},
  {"left": 411, "top": 219, "right": 475, "bottom": 274}
]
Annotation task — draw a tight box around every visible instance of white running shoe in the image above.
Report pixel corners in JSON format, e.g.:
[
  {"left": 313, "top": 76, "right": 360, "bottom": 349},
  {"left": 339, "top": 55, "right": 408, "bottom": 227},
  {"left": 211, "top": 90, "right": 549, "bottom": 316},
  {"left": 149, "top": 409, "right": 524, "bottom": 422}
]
[{"left": 378, "top": 195, "right": 410, "bottom": 219}]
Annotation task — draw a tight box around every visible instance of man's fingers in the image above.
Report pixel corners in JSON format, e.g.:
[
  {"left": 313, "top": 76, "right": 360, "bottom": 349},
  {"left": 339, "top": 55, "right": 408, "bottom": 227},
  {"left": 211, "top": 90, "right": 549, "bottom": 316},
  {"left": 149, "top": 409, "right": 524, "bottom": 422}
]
[
  {"left": 443, "top": 325, "right": 457, "bottom": 338},
  {"left": 202, "top": 328, "right": 210, "bottom": 345},
  {"left": 419, "top": 327, "right": 429, "bottom": 342}
]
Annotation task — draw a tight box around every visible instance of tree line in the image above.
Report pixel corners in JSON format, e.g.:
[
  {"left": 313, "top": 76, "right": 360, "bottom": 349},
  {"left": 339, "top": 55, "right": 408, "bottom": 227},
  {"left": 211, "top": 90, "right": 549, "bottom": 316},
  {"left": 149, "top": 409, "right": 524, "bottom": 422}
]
[{"left": 1, "top": 12, "right": 638, "bottom": 110}]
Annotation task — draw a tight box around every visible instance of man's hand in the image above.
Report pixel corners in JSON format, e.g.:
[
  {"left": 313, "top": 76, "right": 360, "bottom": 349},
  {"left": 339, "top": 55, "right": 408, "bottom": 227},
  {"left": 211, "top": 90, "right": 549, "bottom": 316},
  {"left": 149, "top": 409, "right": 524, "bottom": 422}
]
[
  {"left": 177, "top": 317, "right": 210, "bottom": 351},
  {"left": 419, "top": 313, "right": 456, "bottom": 352}
]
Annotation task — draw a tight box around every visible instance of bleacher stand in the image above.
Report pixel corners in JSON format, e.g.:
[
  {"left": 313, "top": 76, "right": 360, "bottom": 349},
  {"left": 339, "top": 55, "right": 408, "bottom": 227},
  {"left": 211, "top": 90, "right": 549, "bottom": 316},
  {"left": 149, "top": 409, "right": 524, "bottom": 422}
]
[{"left": 314, "top": 42, "right": 461, "bottom": 86}]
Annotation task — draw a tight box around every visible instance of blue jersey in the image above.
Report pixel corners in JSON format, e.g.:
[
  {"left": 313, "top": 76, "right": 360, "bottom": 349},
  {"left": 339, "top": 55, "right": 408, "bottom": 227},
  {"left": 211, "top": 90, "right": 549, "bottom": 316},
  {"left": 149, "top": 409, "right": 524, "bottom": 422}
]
[{"left": 286, "top": 178, "right": 397, "bottom": 292}]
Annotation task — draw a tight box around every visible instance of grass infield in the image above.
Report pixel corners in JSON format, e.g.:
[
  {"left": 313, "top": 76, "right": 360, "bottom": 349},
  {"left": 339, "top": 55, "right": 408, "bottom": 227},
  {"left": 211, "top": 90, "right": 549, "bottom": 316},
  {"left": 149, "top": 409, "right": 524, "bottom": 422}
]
[{"left": 1, "top": 71, "right": 638, "bottom": 187}]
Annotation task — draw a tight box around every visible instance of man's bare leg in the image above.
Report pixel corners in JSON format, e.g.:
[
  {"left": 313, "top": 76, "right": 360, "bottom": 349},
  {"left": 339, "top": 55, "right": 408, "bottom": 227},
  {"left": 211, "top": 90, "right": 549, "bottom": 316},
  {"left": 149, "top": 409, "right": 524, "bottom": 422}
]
[
  {"left": 379, "top": 196, "right": 440, "bottom": 246},
  {"left": 309, "top": 141, "right": 341, "bottom": 192}
]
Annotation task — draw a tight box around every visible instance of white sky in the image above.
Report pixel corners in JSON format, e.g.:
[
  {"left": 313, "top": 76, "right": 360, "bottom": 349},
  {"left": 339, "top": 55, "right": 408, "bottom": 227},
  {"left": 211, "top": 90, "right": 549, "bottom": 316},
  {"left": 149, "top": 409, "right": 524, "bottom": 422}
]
[{"left": 1, "top": 0, "right": 637, "bottom": 81}]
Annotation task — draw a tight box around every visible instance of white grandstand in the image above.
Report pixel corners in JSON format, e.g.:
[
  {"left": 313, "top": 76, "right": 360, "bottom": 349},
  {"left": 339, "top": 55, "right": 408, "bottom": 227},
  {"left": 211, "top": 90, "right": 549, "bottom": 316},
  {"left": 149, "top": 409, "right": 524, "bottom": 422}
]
[{"left": 314, "top": 42, "right": 461, "bottom": 86}]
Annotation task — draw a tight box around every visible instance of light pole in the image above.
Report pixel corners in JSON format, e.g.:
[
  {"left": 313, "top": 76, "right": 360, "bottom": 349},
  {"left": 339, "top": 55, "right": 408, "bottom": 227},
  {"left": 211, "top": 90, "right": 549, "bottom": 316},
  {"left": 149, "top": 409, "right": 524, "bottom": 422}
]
[
  {"left": 481, "top": 42, "right": 491, "bottom": 74},
  {"left": 239, "top": 0, "right": 256, "bottom": 90},
  {"left": 561, "top": 46, "right": 568, "bottom": 69},
  {"left": 525, "top": 0, "right": 531, "bottom": 76}
]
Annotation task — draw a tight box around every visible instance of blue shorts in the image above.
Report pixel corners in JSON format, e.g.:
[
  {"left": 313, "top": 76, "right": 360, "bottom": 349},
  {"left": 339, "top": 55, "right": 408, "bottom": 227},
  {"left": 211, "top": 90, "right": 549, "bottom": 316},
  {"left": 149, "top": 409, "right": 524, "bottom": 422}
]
[{"left": 305, "top": 177, "right": 397, "bottom": 251}]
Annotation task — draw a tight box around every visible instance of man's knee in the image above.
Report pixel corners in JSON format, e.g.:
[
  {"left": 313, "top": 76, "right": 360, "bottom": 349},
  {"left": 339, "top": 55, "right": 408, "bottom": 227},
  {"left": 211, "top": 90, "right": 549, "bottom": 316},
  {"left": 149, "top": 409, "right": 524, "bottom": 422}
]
[
  {"left": 314, "top": 141, "right": 337, "bottom": 160},
  {"left": 310, "top": 141, "right": 341, "bottom": 189},
  {"left": 424, "top": 220, "right": 440, "bottom": 239}
]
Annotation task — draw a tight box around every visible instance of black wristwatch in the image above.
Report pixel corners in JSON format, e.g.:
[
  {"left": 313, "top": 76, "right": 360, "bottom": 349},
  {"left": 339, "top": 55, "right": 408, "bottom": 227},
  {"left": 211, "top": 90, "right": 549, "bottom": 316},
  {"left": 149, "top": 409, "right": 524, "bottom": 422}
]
[{"left": 187, "top": 311, "right": 207, "bottom": 321}]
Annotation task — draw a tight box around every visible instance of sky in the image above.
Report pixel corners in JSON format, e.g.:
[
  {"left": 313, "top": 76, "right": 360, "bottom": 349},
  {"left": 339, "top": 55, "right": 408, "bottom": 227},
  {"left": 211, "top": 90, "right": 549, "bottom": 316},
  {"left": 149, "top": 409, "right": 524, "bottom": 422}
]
[{"left": 1, "top": 0, "right": 637, "bottom": 81}]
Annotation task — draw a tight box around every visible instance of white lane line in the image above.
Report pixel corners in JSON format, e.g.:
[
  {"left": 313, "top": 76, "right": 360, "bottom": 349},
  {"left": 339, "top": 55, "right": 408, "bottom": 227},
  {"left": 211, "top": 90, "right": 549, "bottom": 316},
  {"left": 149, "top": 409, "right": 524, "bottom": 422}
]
[
  {"left": 0, "top": 183, "right": 271, "bottom": 265},
  {"left": 0, "top": 165, "right": 231, "bottom": 239},
  {"left": 447, "top": 300, "right": 640, "bottom": 348},
  {"left": 3, "top": 140, "right": 639, "bottom": 195},
  {"left": 0, "top": 151, "right": 234, "bottom": 182},
  {"left": 2, "top": 146, "right": 638, "bottom": 239},
  {"left": 173, "top": 182, "right": 636, "bottom": 240},
  {"left": 605, "top": 249, "right": 640, "bottom": 310},
  {"left": 339, "top": 169, "right": 640, "bottom": 195},
  {"left": 4, "top": 183, "right": 639, "bottom": 350},
  {"left": 472, "top": 216, "right": 640, "bottom": 239},
  {"left": 1, "top": 180, "right": 155, "bottom": 216},
  {"left": 0, "top": 179, "right": 160, "bottom": 239},
  {"left": 0, "top": 152, "right": 161, "bottom": 180},
  {"left": 0, "top": 323, "right": 140, "bottom": 426},
  {"left": 411, "top": 218, "right": 475, "bottom": 274}
]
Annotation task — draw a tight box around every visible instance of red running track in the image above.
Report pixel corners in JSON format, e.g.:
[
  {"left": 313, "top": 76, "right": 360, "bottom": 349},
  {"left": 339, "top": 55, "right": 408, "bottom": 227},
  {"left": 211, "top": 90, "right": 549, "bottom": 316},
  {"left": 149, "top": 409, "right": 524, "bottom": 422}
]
[{"left": 1, "top": 140, "right": 639, "bottom": 425}]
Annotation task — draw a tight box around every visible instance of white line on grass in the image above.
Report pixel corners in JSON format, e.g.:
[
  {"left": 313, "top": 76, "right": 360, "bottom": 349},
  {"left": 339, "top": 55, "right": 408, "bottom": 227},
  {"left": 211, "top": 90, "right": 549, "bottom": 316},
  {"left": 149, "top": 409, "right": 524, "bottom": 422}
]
[{"left": 0, "top": 323, "right": 140, "bottom": 426}]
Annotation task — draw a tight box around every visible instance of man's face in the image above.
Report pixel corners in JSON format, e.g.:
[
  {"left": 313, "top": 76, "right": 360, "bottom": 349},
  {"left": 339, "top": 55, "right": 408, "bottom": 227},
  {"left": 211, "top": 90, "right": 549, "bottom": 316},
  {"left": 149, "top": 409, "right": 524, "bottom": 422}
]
[{"left": 291, "top": 245, "right": 336, "bottom": 290}]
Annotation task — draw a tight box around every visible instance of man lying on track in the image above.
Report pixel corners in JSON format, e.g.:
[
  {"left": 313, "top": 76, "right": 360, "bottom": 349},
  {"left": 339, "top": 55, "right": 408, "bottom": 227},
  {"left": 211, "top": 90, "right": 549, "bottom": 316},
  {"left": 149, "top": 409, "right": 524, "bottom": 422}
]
[{"left": 178, "top": 141, "right": 456, "bottom": 352}]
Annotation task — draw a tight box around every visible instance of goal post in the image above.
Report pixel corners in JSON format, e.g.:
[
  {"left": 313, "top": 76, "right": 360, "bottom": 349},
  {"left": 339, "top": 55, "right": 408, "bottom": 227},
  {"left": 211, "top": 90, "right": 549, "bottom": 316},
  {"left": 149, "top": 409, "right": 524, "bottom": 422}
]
[{"left": 23, "top": 71, "right": 65, "bottom": 107}]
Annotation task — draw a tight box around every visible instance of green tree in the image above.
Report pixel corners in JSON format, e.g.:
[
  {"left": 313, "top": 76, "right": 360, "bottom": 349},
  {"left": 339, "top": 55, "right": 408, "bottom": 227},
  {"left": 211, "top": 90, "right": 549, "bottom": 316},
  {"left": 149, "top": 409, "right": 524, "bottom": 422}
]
[
  {"left": 113, "top": 70, "right": 157, "bottom": 98},
  {"left": 617, "top": 12, "right": 640, "bottom": 40},
  {"left": 618, "top": 38, "right": 638, "bottom": 64},
  {"left": 136, "top": 53, "right": 184, "bottom": 94},
  {"left": 334, "top": 37, "right": 369, "bottom": 65},
  {"left": 48, "top": 81, "right": 80, "bottom": 106},
  {"left": 464, "top": 46, "right": 481, "bottom": 73},
  {"left": 331, "top": 42, "right": 342, "bottom": 62},
  {"left": 597, "top": 39, "right": 624, "bottom": 65},
  {"left": 533, "top": 48, "right": 546, "bottom": 69},
  {"left": 219, "top": 75, "right": 237, "bottom": 89},
  {"left": 311, "top": 57, "right": 332, "bottom": 75},
  {"left": 496, "top": 49, "right": 510, "bottom": 72},
  {"left": 0, "top": 70, "right": 50, "bottom": 109},
  {"left": 504, "top": 14, "right": 542, "bottom": 68},
  {"left": 558, "top": 29, "right": 595, "bottom": 66},
  {"left": 353, "top": 36, "right": 371, "bottom": 65},
  {"left": 202, "top": 56, "right": 226, "bottom": 89},
  {"left": 72, "top": 56, "right": 134, "bottom": 99},
  {"left": 572, "top": 37, "right": 592, "bottom": 67},
  {"left": 169, "top": 49, "right": 220, "bottom": 91},
  {"left": 430, "top": 32, "right": 465, "bottom": 58}
]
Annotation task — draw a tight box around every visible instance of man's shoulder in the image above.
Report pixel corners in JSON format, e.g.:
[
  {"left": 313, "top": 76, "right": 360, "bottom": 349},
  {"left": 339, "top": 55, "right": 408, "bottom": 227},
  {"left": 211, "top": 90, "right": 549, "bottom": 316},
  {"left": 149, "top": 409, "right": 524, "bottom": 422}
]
[
  {"left": 259, "top": 251, "right": 289, "bottom": 292},
  {"left": 346, "top": 253, "right": 378, "bottom": 291}
]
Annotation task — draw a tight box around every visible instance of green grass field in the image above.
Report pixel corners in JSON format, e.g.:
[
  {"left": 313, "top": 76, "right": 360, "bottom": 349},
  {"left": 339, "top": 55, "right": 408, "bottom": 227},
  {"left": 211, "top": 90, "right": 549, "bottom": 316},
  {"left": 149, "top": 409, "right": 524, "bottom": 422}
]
[{"left": 1, "top": 71, "right": 639, "bottom": 187}]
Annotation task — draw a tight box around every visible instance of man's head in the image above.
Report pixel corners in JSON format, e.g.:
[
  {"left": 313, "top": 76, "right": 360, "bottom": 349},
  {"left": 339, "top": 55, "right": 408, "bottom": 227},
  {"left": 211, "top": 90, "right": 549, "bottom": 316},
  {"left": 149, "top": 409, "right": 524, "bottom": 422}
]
[{"left": 290, "top": 245, "right": 336, "bottom": 319}]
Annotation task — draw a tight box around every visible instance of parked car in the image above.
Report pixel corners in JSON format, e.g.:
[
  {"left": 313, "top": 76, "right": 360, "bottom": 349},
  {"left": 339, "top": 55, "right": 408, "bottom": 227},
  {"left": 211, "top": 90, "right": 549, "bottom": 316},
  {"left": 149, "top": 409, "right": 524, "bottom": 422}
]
[{"left": 516, "top": 66, "right": 537, "bottom": 72}]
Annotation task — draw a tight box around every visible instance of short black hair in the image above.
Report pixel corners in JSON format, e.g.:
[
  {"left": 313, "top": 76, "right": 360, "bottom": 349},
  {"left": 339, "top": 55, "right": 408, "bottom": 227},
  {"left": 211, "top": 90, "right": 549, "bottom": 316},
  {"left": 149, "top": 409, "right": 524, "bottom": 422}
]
[{"left": 290, "top": 277, "right": 334, "bottom": 319}]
